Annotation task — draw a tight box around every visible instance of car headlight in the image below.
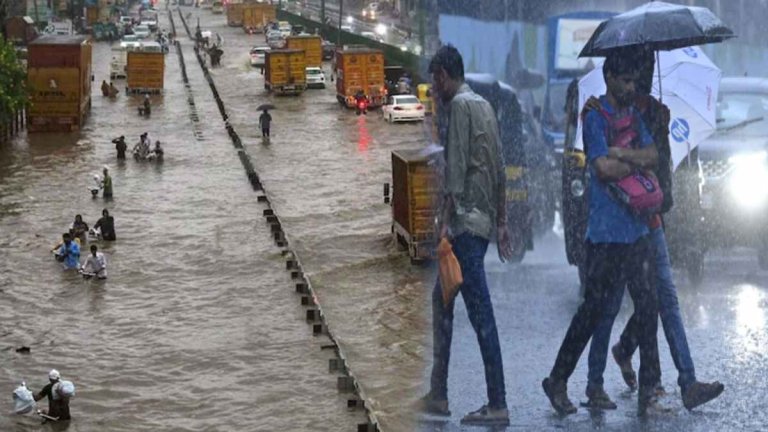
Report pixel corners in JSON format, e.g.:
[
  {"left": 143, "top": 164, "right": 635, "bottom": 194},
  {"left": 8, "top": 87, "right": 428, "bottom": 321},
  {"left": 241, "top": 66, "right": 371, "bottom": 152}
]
[{"left": 728, "top": 151, "right": 768, "bottom": 210}]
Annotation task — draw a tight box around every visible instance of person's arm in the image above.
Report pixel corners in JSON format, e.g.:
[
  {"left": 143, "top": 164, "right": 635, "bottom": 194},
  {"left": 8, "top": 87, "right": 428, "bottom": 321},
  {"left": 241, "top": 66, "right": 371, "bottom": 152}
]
[
  {"left": 94, "top": 218, "right": 102, "bottom": 230},
  {"left": 584, "top": 110, "right": 633, "bottom": 181},
  {"left": 607, "top": 113, "right": 658, "bottom": 169},
  {"left": 440, "top": 99, "right": 471, "bottom": 236},
  {"left": 34, "top": 384, "right": 51, "bottom": 402}
]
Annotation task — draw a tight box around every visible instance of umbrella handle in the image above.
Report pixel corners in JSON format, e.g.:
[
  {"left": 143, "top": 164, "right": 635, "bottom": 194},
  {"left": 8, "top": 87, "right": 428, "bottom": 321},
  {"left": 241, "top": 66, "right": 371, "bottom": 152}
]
[{"left": 656, "top": 50, "right": 662, "bottom": 103}]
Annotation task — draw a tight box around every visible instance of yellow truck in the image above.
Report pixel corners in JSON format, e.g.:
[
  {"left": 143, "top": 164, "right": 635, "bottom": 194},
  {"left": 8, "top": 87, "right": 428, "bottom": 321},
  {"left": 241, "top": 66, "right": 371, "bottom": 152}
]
[
  {"left": 226, "top": 2, "right": 244, "bottom": 26},
  {"left": 335, "top": 46, "right": 386, "bottom": 108},
  {"left": 242, "top": 3, "right": 276, "bottom": 34},
  {"left": 390, "top": 149, "right": 439, "bottom": 262},
  {"left": 126, "top": 44, "right": 165, "bottom": 94},
  {"left": 285, "top": 35, "right": 322, "bottom": 68},
  {"left": 264, "top": 49, "right": 306, "bottom": 95}
]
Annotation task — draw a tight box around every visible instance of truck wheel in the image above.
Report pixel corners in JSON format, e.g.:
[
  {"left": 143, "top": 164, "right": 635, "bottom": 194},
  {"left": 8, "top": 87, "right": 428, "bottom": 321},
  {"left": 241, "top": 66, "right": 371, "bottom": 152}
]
[{"left": 686, "top": 252, "right": 704, "bottom": 286}]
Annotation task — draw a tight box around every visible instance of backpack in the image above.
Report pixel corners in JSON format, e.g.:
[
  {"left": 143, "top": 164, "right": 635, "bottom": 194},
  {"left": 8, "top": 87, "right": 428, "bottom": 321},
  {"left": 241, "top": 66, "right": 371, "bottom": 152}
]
[{"left": 597, "top": 107, "right": 664, "bottom": 218}]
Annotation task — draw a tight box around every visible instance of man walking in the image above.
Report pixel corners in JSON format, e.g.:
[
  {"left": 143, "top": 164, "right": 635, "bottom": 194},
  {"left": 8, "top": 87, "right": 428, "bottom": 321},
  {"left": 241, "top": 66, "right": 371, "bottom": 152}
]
[
  {"left": 259, "top": 109, "right": 272, "bottom": 139},
  {"left": 420, "top": 45, "right": 514, "bottom": 426},
  {"left": 542, "top": 49, "right": 661, "bottom": 416},
  {"left": 584, "top": 49, "right": 724, "bottom": 411},
  {"left": 102, "top": 167, "right": 113, "bottom": 199}
]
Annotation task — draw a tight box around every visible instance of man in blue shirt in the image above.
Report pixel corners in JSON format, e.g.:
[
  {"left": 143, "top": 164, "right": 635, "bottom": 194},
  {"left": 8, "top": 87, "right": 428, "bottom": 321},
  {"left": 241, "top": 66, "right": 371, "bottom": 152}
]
[
  {"left": 542, "top": 49, "right": 661, "bottom": 416},
  {"left": 56, "top": 233, "right": 80, "bottom": 270}
]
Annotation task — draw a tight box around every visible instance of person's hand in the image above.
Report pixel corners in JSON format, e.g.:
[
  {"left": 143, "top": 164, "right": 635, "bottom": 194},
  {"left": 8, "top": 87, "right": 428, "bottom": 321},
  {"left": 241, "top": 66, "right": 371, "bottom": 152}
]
[
  {"left": 580, "top": 96, "right": 601, "bottom": 120},
  {"left": 497, "top": 224, "right": 514, "bottom": 263},
  {"left": 608, "top": 147, "right": 624, "bottom": 160}
]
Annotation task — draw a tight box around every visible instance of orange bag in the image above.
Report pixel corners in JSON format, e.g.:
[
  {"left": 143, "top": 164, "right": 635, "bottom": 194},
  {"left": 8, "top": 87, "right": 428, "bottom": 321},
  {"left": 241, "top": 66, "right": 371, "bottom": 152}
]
[{"left": 437, "top": 237, "right": 463, "bottom": 306}]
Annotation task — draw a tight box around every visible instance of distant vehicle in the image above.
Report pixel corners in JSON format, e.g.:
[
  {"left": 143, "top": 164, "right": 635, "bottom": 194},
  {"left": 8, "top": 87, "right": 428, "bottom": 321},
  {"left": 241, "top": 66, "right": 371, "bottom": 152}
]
[
  {"left": 249, "top": 46, "right": 270, "bottom": 67},
  {"left": 212, "top": 0, "right": 224, "bottom": 14},
  {"left": 362, "top": 2, "right": 378, "bottom": 21},
  {"left": 140, "top": 10, "right": 158, "bottom": 31},
  {"left": 305, "top": 66, "right": 326, "bottom": 89},
  {"left": 321, "top": 40, "right": 335, "bottom": 60},
  {"left": 200, "top": 0, "right": 212, "bottom": 9},
  {"left": 381, "top": 95, "right": 424, "bottom": 123},
  {"left": 266, "top": 32, "right": 285, "bottom": 49},
  {"left": 695, "top": 77, "right": 768, "bottom": 270},
  {"left": 340, "top": 24, "right": 354, "bottom": 33},
  {"left": 133, "top": 24, "right": 151, "bottom": 39},
  {"left": 278, "top": 21, "right": 292, "bottom": 37},
  {"left": 119, "top": 16, "right": 133, "bottom": 25}
]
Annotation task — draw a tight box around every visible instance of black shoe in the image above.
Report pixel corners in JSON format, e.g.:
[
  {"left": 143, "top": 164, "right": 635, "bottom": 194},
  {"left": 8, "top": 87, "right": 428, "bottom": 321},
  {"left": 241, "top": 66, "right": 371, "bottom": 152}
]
[
  {"left": 583, "top": 385, "right": 617, "bottom": 410},
  {"left": 542, "top": 377, "right": 577, "bottom": 415},
  {"left": 682, "top": 381, "right": 725, "bottom": 411},
  {"left": 460, "top": 405, "right": 510, "bottom": 426},
  {"left": 417, "top": 393, "right": 450, "bottom": 416}
]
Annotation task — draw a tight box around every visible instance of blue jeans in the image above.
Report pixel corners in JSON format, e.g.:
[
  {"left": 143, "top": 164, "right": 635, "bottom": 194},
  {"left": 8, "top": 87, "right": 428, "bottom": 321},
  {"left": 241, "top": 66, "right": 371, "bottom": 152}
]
[
  {"left": 429, "top": 232, "right": 507, "bottom": 409},
  {"left": 588, "top": 227, "right": 697, "bottom": 391}
]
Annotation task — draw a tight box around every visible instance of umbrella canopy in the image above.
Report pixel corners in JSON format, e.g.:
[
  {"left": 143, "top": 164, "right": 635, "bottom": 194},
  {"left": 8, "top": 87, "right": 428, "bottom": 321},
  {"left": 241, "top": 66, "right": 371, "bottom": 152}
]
[
  {"left": 256, "top": 104, "right": 276, "bottom": 111},
  {"left": 574, "top": 46, "right": 721, "bottom": 170},
  {"left": 579, "top": 1, "right": 735, "bottom": 57}
]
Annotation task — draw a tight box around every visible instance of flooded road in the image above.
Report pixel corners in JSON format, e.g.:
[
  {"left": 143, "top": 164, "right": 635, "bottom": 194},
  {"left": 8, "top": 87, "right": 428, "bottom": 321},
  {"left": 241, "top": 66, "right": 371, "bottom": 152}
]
[
  {"left": 185, "top": 6, "right": 431, "bottom": 430},
  {"left": 0, "top": 12, "right": 364, "bottom": 430}
]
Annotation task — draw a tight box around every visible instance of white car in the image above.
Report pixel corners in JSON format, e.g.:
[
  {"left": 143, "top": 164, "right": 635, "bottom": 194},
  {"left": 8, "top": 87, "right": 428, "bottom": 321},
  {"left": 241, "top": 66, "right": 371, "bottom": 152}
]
[
  {"left": 340, "top": 24, "right": 354, "bottom": 33},
  {"left": 278, "top": 21, "right": 292, "bottom": 37},
  {"left": 133, "top": 24, "right": 151, "bottom": 39},
  {"left": 250, "top": 46, "right": 270, "bottom": 67},
  {"left": 119, "top": 16, "right": 133, "bottom": 25},
  {"left": 267, "top": 33, "right": 285, "bottom": 49},
  {"left": 382, "top": 95, "right": 425, "bottom": 123},
  {"left": 305, "top": 67, "right": 326, "bottom": 89}
]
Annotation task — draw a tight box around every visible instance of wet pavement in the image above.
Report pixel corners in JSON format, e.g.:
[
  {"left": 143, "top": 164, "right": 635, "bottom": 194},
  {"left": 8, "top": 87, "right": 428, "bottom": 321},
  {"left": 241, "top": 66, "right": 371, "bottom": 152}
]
[{"left": 417, "top": 231, "right": 768, "bottom": 431}]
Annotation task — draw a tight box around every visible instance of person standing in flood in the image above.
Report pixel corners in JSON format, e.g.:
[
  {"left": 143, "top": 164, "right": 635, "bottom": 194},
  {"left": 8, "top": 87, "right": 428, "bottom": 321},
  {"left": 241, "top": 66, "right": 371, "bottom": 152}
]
[
  {"left": 94, "top": 209, "right": 116, "bottom": 241},
  {"left": 419, "top": 45, "right": 514, "bottom": 426},
  {"left": 112, "top": 136, "right": 128, "bottom": 160},
  {"left": 102, "top": 167, "right": 113, "bottom": 199},
  {"left": 259, "top": 109, "right": 272, "bottom": 138},
  {"left": 33, "top": 370, "right": 72, "bottom": 421}
]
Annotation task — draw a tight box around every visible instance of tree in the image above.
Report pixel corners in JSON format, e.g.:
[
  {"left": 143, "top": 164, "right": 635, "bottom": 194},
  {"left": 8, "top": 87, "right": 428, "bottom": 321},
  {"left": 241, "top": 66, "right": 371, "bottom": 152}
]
[{"left": 0, "top": 35, "right": 27, "bottom": 124}]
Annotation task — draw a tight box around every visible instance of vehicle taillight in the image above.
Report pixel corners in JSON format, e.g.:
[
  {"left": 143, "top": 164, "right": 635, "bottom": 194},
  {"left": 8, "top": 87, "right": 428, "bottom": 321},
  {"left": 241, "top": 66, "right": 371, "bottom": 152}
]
[
  {"left": 393, "top": 106, "right": 403, "bottom": 111},
  {"left": 416, "top": 105, "right": 424, "bottom": 110}
]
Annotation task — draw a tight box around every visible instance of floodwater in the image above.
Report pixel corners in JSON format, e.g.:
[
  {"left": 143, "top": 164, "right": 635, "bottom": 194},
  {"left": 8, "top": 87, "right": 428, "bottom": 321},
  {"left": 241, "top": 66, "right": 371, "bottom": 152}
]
[
  {"left": 183, "top": 5, "right": 432, "bottom": 431},
  {"left": 0, "top": 11, "right": 377, "bottom": 431}
]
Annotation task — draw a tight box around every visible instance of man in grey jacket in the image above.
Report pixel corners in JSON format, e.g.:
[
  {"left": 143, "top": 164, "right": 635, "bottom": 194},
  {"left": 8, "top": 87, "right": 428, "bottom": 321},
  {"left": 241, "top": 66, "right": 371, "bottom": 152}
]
[{"left": 420, "top": 44, "right": 514, "bottom": 426}]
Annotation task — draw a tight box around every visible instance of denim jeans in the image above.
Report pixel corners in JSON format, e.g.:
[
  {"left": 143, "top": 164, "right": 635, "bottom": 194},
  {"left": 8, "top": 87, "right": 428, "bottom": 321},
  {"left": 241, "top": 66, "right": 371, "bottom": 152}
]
[
  {"left": 588, "top": 227, "right": 696, "bottom": 391},
  {"left": 550, "top": 236, "right": 660, "bottom": 389},
  {"left": 429, "top": 232, "right": 507, "bottom": 409}
]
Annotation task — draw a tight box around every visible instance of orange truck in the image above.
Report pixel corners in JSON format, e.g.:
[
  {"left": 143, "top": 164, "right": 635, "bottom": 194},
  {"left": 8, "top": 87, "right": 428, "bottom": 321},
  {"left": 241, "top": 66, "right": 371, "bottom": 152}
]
[
  {"left": 27, "top": 35, "right": 92, "bottom": 133},
  {"left": 335, "top": 46, "right": 386, "bottom": 108},
  {"left": 285, "top": 35, "right": 322, "bottom": 68},
  {"left": 226, "top": 2, "right": 244, "bottom": 26},
  {"left": 242, "top": 3, "right": 276, "bottom": 33},
  {"left": 264, "top": 49, "right": 306, "bottom": 95},
  {"left": 126, "top": 47, "right": 165, "bottom": 94}
]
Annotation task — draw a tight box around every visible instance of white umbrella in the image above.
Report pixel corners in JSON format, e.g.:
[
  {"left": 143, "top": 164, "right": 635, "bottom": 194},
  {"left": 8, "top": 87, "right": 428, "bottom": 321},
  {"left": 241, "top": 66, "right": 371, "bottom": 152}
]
[{"left": 574, "top": 46, "right": 721, "bottom": 170}]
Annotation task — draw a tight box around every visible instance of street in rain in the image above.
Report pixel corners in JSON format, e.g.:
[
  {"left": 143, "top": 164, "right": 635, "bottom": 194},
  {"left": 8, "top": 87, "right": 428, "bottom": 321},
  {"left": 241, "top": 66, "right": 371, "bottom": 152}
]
[{"left": 0, "top": 0, "right": 767, "bottom": 431}]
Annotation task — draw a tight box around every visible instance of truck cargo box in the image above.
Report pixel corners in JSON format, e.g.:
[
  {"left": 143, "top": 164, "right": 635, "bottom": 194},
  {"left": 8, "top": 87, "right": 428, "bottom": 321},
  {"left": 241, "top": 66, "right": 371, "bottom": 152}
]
[
  {"left": 265, "top": 49, "right": 306, "bottom": 95},
  {"left": 391, "top": 149, "right": 439, "bottom": 261},
  {"left": 335, "top": 46, "right": 385, "bottom": 108},
  {"left": 285, "top": 35, "right": 322, "bottom": 68}
]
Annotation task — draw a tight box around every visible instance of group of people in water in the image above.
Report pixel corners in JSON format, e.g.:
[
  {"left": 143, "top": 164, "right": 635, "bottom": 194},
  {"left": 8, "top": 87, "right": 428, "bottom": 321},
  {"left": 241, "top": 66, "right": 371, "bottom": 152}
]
[
  {"left": 100, "top": 80, "right": 120, "bottom": 98},
  {"left": 52, "top": 209, "right": 116, "bottom": 279},
  {"left": 111, "top": 132, "right": 163, "bottom": 161}
]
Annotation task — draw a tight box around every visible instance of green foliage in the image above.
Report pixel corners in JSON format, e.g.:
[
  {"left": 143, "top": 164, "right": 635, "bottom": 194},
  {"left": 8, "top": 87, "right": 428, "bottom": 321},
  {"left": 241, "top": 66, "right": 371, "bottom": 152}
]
[{"left": 0, "top": 35, "right": 27, "bottom": 121}]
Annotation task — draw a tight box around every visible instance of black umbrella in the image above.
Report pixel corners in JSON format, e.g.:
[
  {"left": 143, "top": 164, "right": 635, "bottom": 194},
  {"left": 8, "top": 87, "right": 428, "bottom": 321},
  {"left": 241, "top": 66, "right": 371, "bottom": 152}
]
[
  {"left": 579, "top": 1, "right": 735, "bottom": 58},
  {"left": 256, "top": 104, "right": 276, "bottom": 111}
]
